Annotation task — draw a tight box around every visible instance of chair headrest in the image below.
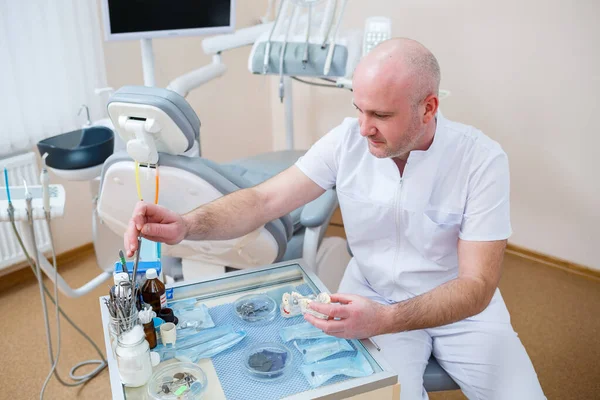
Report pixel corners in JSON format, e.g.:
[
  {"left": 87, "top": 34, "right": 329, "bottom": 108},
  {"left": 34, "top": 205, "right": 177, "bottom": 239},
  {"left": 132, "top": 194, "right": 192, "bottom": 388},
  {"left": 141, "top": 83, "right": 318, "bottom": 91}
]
[{"left": 107, "top": 86, "right": 201, "bottom": 161}]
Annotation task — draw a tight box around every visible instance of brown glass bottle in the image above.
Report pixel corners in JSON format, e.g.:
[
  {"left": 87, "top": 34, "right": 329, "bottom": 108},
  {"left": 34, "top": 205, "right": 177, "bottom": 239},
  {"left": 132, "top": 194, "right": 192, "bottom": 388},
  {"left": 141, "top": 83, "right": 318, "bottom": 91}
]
[
  {"left": 141, "top": 268, "right": 166, "bottom": 314},
  {"left": 143, "top": 321, "right": 157, "bottom": 349}
]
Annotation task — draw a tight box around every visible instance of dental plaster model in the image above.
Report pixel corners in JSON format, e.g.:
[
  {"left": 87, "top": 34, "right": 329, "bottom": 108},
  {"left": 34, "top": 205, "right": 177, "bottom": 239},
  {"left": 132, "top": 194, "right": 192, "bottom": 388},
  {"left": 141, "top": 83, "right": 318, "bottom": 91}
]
[{"left": 281, "top": 291, "right": 331, "bottom": 319}]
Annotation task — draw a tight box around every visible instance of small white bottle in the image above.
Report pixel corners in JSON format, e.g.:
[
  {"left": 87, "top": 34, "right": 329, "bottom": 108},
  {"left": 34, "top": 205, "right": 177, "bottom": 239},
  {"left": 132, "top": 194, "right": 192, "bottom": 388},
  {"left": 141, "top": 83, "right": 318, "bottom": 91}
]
[
  {"left": 112, "top": 272, "right": 131, "bottom": 298},
  {"left": 115, "top": 325, "right": 153, "bottom": 387}
]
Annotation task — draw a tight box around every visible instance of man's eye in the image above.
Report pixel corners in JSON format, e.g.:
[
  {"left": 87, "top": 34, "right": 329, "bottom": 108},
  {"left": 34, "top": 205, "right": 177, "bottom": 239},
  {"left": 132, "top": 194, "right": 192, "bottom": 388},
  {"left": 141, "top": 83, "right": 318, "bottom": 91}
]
[{"left": 374, "top": 113, "right": 389, "bottom": 119}]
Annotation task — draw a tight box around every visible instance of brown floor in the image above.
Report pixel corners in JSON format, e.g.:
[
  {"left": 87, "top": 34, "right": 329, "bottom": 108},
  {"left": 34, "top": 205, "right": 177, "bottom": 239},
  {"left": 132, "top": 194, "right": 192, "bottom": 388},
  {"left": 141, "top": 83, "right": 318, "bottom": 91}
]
[{"left": 1, "top": 250, "right": 599, "bottom": 399}]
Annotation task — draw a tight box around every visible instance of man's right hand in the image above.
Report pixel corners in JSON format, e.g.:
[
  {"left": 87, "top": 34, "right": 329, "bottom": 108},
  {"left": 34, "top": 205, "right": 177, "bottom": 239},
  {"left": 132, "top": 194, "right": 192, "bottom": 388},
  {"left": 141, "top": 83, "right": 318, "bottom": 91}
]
[{"left": 124, "top": 201, "right": 188, "bottom": 257}]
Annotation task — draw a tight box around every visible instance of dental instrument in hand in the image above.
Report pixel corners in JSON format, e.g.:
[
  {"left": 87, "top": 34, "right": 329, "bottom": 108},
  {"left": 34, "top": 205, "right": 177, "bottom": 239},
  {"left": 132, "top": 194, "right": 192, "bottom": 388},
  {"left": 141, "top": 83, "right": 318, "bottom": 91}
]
[{"left": 130, "top": 235, "right": 143, "bottom": 312}]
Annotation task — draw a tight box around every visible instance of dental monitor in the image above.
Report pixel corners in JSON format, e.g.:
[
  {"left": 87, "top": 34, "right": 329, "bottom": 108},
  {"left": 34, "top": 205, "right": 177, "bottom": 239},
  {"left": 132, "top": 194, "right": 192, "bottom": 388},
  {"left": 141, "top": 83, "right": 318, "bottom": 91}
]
[{"left": 101, "top": 0, "right": 236, "bottom": 41}]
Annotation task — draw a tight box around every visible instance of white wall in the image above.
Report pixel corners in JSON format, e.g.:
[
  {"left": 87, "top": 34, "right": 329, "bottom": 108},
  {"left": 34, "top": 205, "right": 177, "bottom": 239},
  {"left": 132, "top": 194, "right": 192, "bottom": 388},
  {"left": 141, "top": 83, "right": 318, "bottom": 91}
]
[
  {"left": 271, "top": 0, "right": 600, "bottom": 270},
  {"left": 48, "top": 0, "right": 600, "bottom": 272}
]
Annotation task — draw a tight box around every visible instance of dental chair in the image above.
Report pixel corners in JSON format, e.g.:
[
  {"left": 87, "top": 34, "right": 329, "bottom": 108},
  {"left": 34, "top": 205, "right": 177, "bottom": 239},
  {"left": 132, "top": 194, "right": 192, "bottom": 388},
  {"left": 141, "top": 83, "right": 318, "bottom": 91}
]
[{"left": 97, "top": 85, "right": 340, "bottom": 281}]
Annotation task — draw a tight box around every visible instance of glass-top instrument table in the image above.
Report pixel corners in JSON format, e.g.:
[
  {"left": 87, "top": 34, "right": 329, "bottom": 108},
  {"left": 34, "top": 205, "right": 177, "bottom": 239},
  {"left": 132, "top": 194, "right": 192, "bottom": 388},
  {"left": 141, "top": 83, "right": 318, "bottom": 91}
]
[{"left": 100, "top": 259, "right": 399, "bottom": 399}]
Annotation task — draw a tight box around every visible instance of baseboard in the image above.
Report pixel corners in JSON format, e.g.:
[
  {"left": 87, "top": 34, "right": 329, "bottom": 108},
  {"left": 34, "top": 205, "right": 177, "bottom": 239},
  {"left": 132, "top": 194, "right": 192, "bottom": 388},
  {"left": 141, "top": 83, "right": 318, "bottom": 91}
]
[
  {"left": 0, "top": 243, "right": 95, "bottom": 293},
  {"left": 328, "top": 218, "right": 600, "bottom": 281},
  {"left": 506, "top": 243, "right": 600, "bottom": 280}
]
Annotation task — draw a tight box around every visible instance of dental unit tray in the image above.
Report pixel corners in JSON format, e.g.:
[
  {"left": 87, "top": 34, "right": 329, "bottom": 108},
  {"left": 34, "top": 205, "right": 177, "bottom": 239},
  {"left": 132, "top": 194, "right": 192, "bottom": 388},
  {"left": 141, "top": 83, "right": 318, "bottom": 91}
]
[
  {"left": 196, "top": 284, "right": 369, "bottom": 399},
  {"left": 249, "top": 41, "right": 348, "bottom": 77},
  {"left": 100, "top": 261, "right": 397, "bottom": 400}
]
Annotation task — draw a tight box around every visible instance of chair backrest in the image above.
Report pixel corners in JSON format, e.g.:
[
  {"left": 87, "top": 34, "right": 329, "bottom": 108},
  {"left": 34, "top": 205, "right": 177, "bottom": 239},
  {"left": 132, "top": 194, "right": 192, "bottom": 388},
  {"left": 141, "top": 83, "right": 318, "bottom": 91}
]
[{"left": 98, "top": 152, "right": 292, "bottom": 268}]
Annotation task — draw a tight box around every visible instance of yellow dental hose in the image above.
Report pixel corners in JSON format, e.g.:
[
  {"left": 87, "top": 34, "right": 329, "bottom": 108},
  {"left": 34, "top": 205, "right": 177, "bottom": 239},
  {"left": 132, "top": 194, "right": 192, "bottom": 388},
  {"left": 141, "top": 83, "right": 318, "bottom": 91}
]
[
  {"left": 134, "top": 161, "right": 161, "bottom": 258},
  {"left": 134, "top": 161, "right": 160, "bottom": 204}
]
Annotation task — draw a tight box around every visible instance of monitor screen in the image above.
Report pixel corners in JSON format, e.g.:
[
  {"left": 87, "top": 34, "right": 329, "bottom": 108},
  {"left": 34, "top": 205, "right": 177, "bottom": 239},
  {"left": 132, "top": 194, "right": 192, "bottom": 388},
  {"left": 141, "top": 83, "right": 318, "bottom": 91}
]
[{"left": 102, "top": 0, "right": 235, "bottom": 41}]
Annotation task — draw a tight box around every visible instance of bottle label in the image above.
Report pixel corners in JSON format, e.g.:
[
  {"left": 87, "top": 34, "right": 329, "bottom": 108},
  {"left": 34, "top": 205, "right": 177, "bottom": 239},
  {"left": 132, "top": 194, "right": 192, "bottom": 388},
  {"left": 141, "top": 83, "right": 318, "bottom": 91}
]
[{"left": 160, "top": 293, "right": 167, "bottom": 308}]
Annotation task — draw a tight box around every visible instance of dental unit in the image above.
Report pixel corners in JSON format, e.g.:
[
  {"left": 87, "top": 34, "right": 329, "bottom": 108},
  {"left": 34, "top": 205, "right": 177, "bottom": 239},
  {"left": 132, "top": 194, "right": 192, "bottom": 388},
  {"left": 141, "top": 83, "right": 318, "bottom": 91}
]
[{"left": 1, "top": 162, "right": 107, "bottom": 399}]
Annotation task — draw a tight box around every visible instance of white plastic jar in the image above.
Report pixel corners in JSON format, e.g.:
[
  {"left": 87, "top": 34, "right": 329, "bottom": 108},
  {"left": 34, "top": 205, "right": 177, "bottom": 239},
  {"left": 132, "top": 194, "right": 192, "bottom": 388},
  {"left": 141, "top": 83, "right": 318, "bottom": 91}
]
[{"left": 116, "top": 325, "right": 153, "bottom": 387}]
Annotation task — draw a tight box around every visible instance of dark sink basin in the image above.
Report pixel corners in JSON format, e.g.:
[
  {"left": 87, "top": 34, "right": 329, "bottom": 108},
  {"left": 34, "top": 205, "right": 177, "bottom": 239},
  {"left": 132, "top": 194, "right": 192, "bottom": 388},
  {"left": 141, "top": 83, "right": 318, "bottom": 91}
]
[{"left": 37, "top": 126, "right": 114, "bottom": 170}]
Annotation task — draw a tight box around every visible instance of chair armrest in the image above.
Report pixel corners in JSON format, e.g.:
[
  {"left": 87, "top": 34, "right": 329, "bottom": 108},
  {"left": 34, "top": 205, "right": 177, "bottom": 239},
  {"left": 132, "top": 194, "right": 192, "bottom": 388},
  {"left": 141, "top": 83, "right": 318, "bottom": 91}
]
[{"left": 300, "top": 189, "right": 338, "bottom": 228}]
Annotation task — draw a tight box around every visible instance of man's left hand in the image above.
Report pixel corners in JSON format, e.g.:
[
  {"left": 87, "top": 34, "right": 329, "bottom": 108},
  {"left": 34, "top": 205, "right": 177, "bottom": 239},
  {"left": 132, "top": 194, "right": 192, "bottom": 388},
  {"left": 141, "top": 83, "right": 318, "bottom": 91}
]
[{"left": 304, "top": 293, "right": 390, "bottom": 339}]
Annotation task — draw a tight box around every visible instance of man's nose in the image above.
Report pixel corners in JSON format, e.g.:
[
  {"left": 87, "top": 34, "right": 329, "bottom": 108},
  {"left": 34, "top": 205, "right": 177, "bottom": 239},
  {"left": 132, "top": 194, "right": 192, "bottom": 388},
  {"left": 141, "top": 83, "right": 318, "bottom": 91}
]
[{"left": 359, "top": 117, "right": 376, "bottom": 137}]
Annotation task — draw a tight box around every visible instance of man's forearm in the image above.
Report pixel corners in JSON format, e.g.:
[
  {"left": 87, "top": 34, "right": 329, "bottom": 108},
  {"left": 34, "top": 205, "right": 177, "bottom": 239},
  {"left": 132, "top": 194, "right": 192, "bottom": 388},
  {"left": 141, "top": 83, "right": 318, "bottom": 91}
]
[
  {"left": 382, "top": 277, "right": 494, "bottom": 334},
  {"left": 183, "top": 188, "right": 270, "bottom": 240}
]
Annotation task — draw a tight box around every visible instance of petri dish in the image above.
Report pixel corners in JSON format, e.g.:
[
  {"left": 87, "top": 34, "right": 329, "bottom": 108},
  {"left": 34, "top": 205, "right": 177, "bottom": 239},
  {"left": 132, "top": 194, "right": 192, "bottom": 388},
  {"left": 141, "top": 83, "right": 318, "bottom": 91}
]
[
  {"left": 147, "top": 362, "right": 208, "bottom": 399},
  {"left": 243, "top": 342, "right": 293, "bottom": 382},
  {"left": 234, "top": 293, "right": 277, "bottom": 323}
]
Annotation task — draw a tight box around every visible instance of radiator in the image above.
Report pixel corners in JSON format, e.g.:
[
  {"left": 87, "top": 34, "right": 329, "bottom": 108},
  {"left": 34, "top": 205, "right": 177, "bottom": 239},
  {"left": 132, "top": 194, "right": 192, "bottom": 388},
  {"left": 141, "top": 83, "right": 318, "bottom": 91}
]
[{"left": 0, "top": 152, "right": 51, "bottom": 270}]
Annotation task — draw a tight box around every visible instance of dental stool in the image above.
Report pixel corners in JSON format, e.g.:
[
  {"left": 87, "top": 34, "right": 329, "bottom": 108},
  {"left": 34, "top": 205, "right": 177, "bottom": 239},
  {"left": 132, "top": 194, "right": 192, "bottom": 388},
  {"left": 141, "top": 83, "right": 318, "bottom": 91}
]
[
  {"left": 424, "top": 356, "right": 460, "bottom": 392},
  {"left": 97, "top": 86, "right": 342, "bottom": 282}
]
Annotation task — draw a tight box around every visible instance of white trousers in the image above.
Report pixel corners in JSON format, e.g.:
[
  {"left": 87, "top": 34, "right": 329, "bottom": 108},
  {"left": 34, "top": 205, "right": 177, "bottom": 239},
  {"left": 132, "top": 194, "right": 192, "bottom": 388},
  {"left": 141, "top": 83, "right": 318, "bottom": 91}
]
[{"left": 339, "top": 263, "right": 546, "bottom": 400}]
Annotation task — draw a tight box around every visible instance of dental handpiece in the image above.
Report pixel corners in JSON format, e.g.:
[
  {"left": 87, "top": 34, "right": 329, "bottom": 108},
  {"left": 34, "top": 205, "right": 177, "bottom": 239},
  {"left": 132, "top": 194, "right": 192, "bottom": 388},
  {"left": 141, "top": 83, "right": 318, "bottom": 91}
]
[
  {"left": 279, "top": 4, "right": 298, "bottom": 102},
  {"left": 24, "top": 180, "right": 33, "bottom": 223},
  {"left": 323, "top": 0, "right": 347, "bottom": 76},
  {"left": 130, "top": 235, "right": 142, "bottom": 288},
  {"left": 3, "top": 168, "right": 11, "bottom": 204},
  {"left": 40, "top": 153, "right": 50, "bottom": 215},
  {"left": 264, "top": 0, "right": 287, "bottom": 73},
  {"left": 303, "top": 5, "right": 312, "bottom": 66},
  {"left": 320, "top": 0, "right": 337, "bottom": 49},
  {"left": 4, "top": 168, "right": 15, "bottom": 217}
]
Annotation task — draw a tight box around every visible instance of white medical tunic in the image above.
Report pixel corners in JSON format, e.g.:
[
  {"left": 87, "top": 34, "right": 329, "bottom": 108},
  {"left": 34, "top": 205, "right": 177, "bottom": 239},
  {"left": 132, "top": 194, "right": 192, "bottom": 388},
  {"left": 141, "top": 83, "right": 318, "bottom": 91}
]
[{"left": 296, "top": 113, "right": 512, "bottom": 302}]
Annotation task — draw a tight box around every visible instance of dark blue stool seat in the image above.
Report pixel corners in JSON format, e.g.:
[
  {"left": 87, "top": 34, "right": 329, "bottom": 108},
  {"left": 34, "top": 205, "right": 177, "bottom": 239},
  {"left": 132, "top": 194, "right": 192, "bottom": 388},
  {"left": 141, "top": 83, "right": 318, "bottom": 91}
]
[{"left": 424, "top": 356, "right": 460, "bottom": 392}]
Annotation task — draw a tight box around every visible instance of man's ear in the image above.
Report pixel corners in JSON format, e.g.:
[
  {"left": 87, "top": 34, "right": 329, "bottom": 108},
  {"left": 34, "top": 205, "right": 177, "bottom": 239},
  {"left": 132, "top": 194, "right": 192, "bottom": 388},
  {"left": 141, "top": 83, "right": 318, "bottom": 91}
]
[{"left": 422, "top": 94, "right": 439, "bottom": 123}]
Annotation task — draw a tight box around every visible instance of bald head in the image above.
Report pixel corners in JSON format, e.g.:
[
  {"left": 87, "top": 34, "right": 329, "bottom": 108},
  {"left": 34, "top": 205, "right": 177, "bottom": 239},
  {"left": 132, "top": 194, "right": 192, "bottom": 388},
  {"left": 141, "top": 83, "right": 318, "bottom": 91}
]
[
  {"left": 354, "top": 38, "right": 441, "bottom": 105},
  {"left": 352, "top": 38, "right": 441, "bottom": 162}
]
